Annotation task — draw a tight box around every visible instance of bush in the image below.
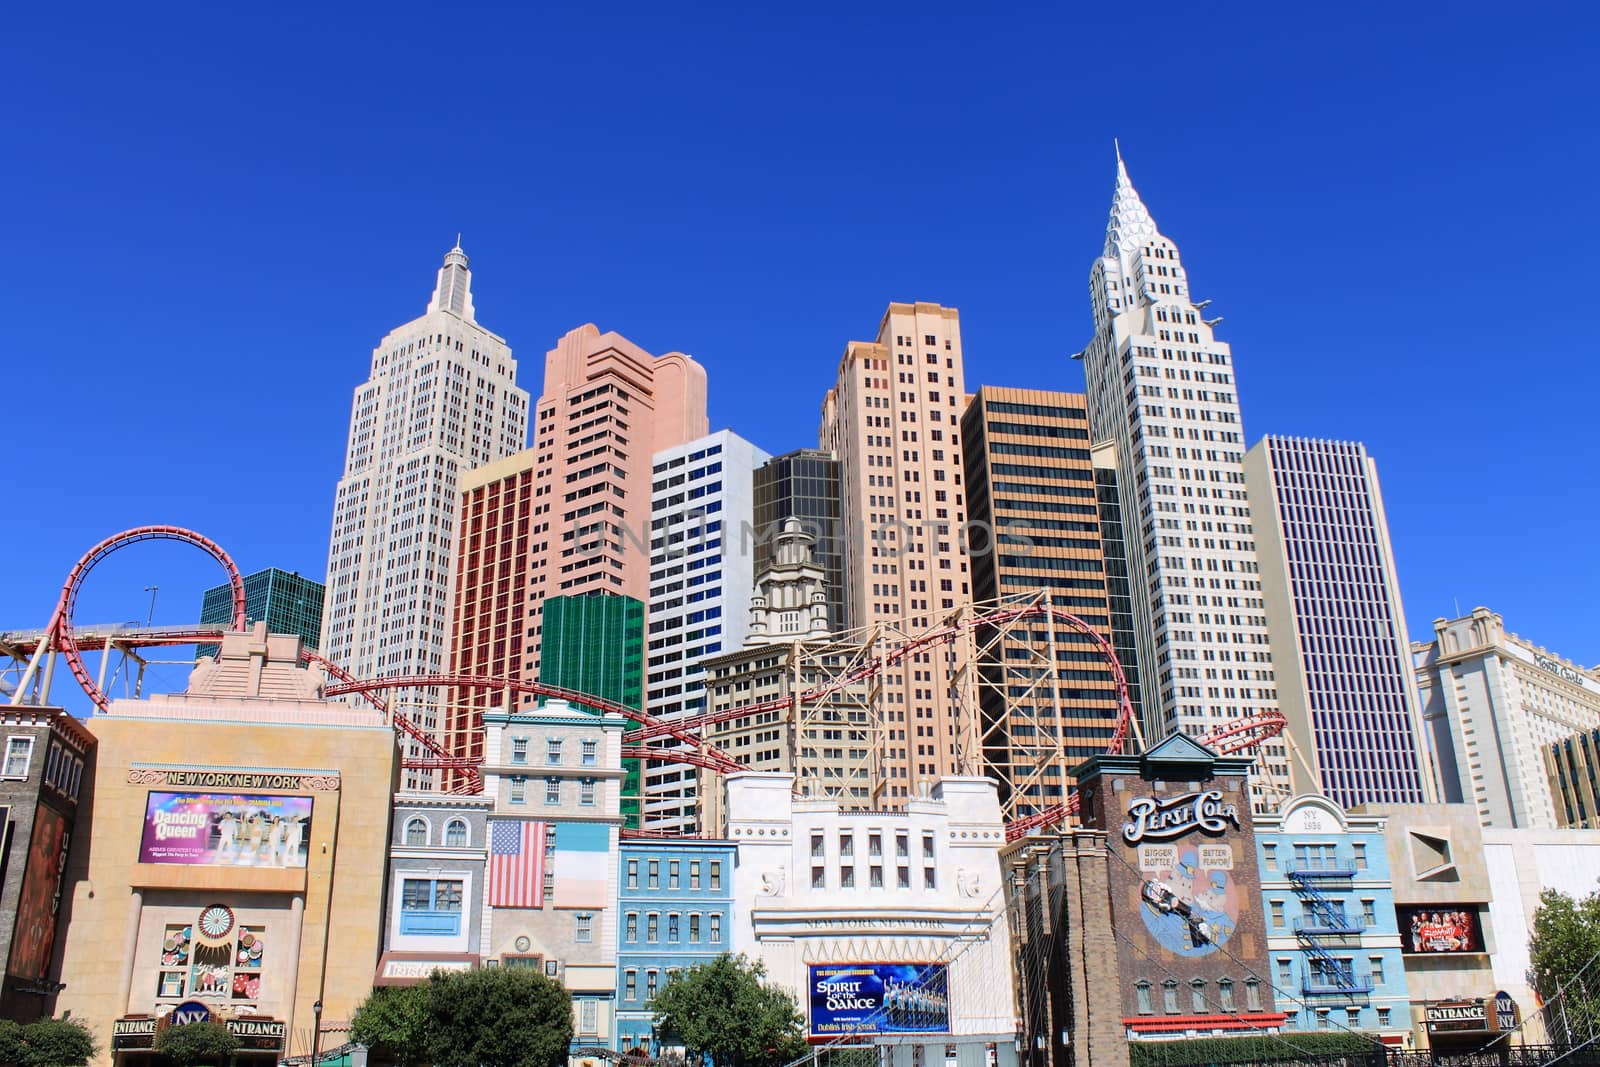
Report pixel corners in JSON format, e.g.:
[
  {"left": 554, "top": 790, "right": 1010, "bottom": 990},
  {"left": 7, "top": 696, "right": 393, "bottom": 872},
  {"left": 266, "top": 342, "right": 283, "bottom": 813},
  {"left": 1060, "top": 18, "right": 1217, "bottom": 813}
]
[
  {"left": 154, "top": 1022, "right": 239, "bottom": 1067},
  {"left": 1126, "top": 1031, "right": 1381, "bottom": 1067},
  {"left": 425, "top": 967, "right": 572, "bottom": 1067},
  {"left": 16, "top": 1019, "right": 97, "bottom": 1067}
]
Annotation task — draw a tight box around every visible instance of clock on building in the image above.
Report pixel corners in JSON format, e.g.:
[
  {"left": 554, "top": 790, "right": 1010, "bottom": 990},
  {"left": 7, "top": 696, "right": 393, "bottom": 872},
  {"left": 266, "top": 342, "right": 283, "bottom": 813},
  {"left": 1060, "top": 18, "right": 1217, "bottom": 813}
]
[{"left": 198, "top": 905, "right": 236, "bottom": 941}]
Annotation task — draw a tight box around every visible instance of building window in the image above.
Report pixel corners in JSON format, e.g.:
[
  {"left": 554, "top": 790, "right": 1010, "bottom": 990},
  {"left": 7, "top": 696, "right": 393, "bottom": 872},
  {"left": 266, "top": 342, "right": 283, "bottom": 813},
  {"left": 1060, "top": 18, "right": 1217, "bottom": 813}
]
[
  {"left": 1377, "top": 1007, "right": 1392, "bottom": 1028},
  {"left": 625, "top": 969, "right": 637, "bottom": 1001},
  {"left": 1162, "top": 980, "right": 1178, "bottom": 1014},
  {"left": 647, "top": 914, "right": 659, "bottom": 942},
  {"left": 898, "top": 865, "right": 911, "bottom": 889},
  {"left": 545, "top": 778, "right": 561, "bottom": 804},
  {"left": 405, "top": 818, "right": 428, "bottom": 846},
  {"left": 709, "top": 861, "right": 722, "bottom": 889},
  {"left": 1370, "top": 956, "right": 1385, "bottom": 984},
  {"left": 575, "top": 913, "right": 593, "bottom": 943},
  {"left": 3, "top": 737, "right": 34, "bottom": 778},
  {"left": 581, "top": 739, "right": 598, "bottom": 766},
  {"left": 1218, "top": 979, "right": 1235, "bottom": 1012},
  {"left": 1362, "top": 898, "right": 1377, "bottom": 925},
  {"left": 841, "top": 866, "right": 855, "bottom": 888},
  {"left": 811, "top": 834, "right": 825, "bottom": 859},
  {"left": 839, "top": 833, "right": 854, "bottom": 858},
  {"left": 580, "top": 998, "right": 598, "bottom": 1035},
  {"left": 668, "top": 914, "right": 680, "bottom": 942},
  {"left": 709, "top": 914, "right": 721, "bottom": 942},
  {"left": 1277, "top": 959, "right": 1292, "bottom": 986},
  {"left": 400, "top": 878, "right": 463, "bottom": 936},
  {"left": 896, "top": 832, "right": 909, "bottom": 858},
  {"left": 580, "top": 779, "right": 596, "bottom": 806},
  {"left": 1270, "top": 900, "right": 1284, "bottom": 928},
  {"left": 445, "top": 820, "right": 468, "bottom": 847},
  {"left": 690, "top": 861, "right": 701, "bottom": 889},
  {"left": 1191, "top": 980, "right": 1206, "bottom": 1013},
  {"left": 812, "top": 866, "right": 825, "bottom": 890},
  {"left": 924, "top": 866, "right": 937, "bottom": 890},
  {"left": 649, "top": 860, "right": 660, "bottom": 889},
  {"left": 1353, "top": 842, "right": 1367, "bottom": 869},
  {"left": 1245, "top": 978, "right": 1262, "bottom": 1012},
  {"left": 647, "top": 971, "right": 659, "bottom": 1000},
  {"left": 669, "top": 861, "right": 681, "bottom": 889},
  {"left": 627, "top": 859, "right": 639, "bottom": 889},
  {"left": 509, "top": 778, "right": 526, "bottom": 804},
  {"left": 1262, "top": 843, "right": 1277, "bottom": 871},
  {"left": 1316, "top": 1009, "right": 1331, "bottom": 1030},
  {"left": 625, "top": 913, "right": 638, "bottom": 942},
  {"left": 1134, "top": 981, "right": 1153, "bottom": 1015},
  {"left": 869, "top": 832, "right": 883, "bottom": 858},
  {"left": 689, "top": 914, "right": 701, "bottom": 943},
  {"left": 511, "top": 738, "right": 529, "bottom": 764},
  {"left": 1347, "top": 1008, "right": 1362, "bottom": 1029},
  {"left": 547, "top": 739, "right": 563, "bottom": 765}
]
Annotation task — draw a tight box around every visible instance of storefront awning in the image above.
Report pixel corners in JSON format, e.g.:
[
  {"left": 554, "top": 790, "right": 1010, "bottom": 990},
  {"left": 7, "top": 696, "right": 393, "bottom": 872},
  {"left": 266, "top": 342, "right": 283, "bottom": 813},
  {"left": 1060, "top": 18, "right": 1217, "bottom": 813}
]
[{"left": 373, "top": 952, "right": 478, "bottom": 986}]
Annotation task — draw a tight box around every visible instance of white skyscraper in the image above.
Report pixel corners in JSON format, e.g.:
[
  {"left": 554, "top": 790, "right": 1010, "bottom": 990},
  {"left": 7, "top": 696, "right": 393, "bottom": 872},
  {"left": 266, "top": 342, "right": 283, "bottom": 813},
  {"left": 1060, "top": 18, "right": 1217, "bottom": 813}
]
[
  {"left": 1078, "top": 151, "right": 1292, "bottom": 804},
  {"left": 322, "top": 244, "right": 529, "bottom": 787},
  {"left": 642, "top": 429, "right": 768, "bottom": 832}
]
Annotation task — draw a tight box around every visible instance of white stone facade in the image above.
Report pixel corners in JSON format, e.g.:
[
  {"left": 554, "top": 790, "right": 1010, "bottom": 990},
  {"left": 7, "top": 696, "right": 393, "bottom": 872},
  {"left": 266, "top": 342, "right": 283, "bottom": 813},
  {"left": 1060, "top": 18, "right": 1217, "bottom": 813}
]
[
  {"left": 321, "top": 245, "right": 529, "bottom": 788},
  {"left": 643, "top": 430, "right": 768, "bottom": 832},
  {"left": 1078, "top": 152, "right": 1291, "bottom": 806},
  {"left": 725, "top": 773, "right": 1016, "bottom": 1039},
  {"left": 1414, "top": 608, "right": 1600, "bottom": 828}
]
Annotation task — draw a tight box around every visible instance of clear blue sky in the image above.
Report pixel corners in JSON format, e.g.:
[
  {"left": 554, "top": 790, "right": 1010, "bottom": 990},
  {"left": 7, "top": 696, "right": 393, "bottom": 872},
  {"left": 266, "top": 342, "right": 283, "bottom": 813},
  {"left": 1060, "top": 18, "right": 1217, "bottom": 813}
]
[{"left": 5, "top": 2, "right": 1599, "bottom": 708}]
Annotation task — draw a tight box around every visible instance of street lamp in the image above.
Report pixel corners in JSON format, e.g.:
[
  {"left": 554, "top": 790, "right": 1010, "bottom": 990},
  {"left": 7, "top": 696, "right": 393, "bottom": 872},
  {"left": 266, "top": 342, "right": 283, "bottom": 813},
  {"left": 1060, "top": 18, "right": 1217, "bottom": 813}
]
[{"left": 311, "top": 1000, "right": 323, "bottom": 1067}]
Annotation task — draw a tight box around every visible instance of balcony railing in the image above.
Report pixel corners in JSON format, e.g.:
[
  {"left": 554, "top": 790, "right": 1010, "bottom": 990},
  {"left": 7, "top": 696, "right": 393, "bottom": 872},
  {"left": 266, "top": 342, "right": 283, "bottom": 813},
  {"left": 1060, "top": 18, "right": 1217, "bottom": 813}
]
[
  {"left": 399, "top": 908, "right": 463, "bottom": 936},
  {"left": 1302, "top": 970, "right": 1375, "bottom": 995},
  {"left": 1285, "top": 856, "right": 1358, "bottom": 878},
  {"left": 1295, "top": 914, "right": 1367, "bottom": 935}
]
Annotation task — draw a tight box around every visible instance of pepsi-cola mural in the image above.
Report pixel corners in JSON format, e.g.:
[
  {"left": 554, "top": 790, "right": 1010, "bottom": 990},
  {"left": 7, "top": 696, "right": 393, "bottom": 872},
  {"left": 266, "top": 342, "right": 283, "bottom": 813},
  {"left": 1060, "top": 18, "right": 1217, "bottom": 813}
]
[{"left": 1073, "top": 734, "right": 1282, "bottom": 1033}]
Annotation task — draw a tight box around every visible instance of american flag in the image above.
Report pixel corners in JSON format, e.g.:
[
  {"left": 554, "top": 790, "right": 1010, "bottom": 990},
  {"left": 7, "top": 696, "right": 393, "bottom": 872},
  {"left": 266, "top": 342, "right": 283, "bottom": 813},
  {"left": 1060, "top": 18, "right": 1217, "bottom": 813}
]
[{"left": 487, "top": 820, "right": 546, "bottom": 907}]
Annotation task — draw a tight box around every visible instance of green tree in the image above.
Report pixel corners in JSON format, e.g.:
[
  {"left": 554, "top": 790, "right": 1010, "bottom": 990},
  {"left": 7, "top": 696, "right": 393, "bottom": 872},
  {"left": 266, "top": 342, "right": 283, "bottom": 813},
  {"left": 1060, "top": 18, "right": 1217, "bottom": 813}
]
[
  {"left": 0, "top": 1020, "right": 25, "bottom": 1067},
  {"left": 1529, "top": 888, "right": 1600, "bottom": 1045},
  {"left": 154, "top": 1022, "right": 238, "bottom": 1067},
  {"left": 18, "top": 1019, "right": 96, "bottom": 1067},
  {"left": 352, "top": 984, "right": 431, "bottom": 1067},
  {"left": 651, "top": 954, "right": 805, "bottom": 1067},
  {"left": 426, "top": 967, "right": 572, "bottom": 1067}
]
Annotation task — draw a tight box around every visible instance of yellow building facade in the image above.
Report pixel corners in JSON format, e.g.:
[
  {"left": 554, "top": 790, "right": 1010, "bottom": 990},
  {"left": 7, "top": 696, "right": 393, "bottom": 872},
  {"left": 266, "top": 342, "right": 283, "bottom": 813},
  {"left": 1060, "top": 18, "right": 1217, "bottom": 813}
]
[{"left": 55, "top": 626, "right": 397, "bottom": 1066}]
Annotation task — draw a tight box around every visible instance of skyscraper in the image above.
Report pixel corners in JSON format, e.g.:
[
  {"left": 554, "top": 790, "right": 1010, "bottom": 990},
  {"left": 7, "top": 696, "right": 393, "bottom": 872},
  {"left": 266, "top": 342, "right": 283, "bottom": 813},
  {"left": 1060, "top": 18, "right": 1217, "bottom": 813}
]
[
  {"left": 322, "top": 244, "right": 529, "bottom": 788},
  {"left": 751, "top": 450, "right": 845, "bottom": 633},
  {"left": 961, "top": 387, "right": 1127, "bottom": 815},
  {"left": 819, "top": 302, "right": 972, "bottom": 804},
  {"left": 1076, "top": 152, "right": 1292, "bottom": 804},
  {"left": 197, "top": 568, "right": 324, "bottom": 659},
  {"left": 642, "top": 429, "right": 768, "bottom": 833},
  {"left": 1244, "top": 436, "right": 1435, "bottom": 806}
]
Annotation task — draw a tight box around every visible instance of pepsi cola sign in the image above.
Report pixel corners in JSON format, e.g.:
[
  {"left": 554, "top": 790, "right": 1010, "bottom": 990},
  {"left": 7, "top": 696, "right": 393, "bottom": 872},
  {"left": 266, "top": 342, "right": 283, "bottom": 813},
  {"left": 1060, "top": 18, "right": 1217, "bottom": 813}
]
[{"left": 1123, "top": 790, "right": 1241, "bottom": 844}]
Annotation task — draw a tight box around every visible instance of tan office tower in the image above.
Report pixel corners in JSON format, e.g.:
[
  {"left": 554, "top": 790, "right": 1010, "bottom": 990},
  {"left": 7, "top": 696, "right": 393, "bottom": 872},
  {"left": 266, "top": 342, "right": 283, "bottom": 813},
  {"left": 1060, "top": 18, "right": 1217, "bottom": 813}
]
[
  {"left": 819, "top": 302, "right": 971, "bottom": 804},
  {"left": 443, "top": 325, "right": 707, "bottom": 772},
  {"left": 961, "top": 387, "right": 1129, "bottom": 818},
  {"left": 322, "top": 243, "right": 530, "bottom": 790}
]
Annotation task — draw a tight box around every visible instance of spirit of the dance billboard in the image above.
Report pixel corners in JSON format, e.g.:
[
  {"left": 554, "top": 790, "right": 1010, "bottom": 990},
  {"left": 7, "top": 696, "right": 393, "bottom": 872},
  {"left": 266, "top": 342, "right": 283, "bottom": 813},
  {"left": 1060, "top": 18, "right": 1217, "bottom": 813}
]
[{"left": 808, "top": 963, "right": 950, "bottom": 1038}]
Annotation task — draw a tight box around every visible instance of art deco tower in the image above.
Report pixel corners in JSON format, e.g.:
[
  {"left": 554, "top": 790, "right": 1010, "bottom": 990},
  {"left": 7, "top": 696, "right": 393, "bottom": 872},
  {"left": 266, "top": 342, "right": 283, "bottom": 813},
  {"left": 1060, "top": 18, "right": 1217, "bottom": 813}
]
[
  {"left": 322, "top": 244, "right": 529, "bottom": 786},
  {"left": 1078, "top": 153, "right": 1292, "bottom": 802}
]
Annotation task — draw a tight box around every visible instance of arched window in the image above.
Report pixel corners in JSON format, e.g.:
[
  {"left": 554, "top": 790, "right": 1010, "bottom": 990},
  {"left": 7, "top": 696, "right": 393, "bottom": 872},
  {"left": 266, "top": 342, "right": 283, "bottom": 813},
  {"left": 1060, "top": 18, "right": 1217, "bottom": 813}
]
[
  {"left": 405, "top": 818, "right": 428, "bottom": 846},
  {"left": 446, "top": 819, "right": 468, "bottom": 847}
]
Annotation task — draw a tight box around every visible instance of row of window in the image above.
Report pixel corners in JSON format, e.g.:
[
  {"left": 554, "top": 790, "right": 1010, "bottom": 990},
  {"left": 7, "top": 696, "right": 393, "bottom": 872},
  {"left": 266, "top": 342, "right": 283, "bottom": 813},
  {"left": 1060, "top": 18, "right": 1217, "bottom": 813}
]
[
  {"left": 509, "top": 736, "right": 599, "bottom": 766},
  {"left": 1133, "top": 976, "right": 1260, "bottom": 1015},
  {"left": 622, "top": 910, "right": 723, "bottom": 944},
  {"left": 625, "top": 857, "right": 723, "bottom": 891},
  {"left": 508, "top": 777, "right": 598, "bottom": 805}
]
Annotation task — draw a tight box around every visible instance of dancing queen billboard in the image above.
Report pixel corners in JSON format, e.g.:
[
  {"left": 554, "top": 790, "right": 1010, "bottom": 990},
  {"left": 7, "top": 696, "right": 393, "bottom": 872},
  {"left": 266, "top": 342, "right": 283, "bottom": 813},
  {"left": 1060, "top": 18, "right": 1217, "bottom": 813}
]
[
  {"left": 139, "top": 792, "right": 313, "bottom": 868},
  {"left": 808, "top": 963, "right": 950, "bottom": 1038}
]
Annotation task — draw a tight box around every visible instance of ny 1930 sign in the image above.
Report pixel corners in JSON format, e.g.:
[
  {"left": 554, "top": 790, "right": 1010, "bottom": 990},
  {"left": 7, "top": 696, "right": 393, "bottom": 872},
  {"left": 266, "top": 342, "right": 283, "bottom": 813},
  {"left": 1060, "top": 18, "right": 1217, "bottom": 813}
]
[{"left": 1123, "top": 790, "right": 1241, "bottom": 844}]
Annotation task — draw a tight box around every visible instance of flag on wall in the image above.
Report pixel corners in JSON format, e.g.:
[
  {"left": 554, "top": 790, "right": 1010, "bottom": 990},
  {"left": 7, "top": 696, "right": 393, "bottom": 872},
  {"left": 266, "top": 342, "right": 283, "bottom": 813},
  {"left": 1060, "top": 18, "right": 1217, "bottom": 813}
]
[
  {"left": 487, "top": 820, "right": 546, "bottom": 908},
  {"left": 553, "top": 821, "right": 610, "bottom": 908}
]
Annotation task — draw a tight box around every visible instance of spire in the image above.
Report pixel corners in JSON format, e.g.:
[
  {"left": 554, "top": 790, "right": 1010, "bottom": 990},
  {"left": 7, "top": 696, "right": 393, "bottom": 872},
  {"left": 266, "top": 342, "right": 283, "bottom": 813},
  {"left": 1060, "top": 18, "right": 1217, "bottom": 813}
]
[
  {"left": 1104, "top": 143, "right": 1159, "bottom": 260},
  {"left": 428, "top": 241, "right": 475, "bottom": 321}
]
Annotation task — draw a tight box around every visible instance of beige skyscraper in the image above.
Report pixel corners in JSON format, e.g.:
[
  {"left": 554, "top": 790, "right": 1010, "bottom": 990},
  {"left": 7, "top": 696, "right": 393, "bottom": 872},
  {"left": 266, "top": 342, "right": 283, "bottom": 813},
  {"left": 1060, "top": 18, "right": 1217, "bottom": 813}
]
[
  {"left": 819, "top": 302, "right": 972, "bottom": 804},
  {"left": 1077, "top": 153, "right": 1292, "bottom": 805},
  {"left": 322, "top": 244, "right": 529, "bottom": 788}
]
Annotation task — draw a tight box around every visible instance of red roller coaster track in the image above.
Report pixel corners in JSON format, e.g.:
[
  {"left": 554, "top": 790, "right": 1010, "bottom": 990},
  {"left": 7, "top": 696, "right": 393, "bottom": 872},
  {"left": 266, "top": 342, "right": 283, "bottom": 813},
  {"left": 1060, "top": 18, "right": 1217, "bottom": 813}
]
[{"left": 18, "top": 526, "right": 1287, "bottom": 839}]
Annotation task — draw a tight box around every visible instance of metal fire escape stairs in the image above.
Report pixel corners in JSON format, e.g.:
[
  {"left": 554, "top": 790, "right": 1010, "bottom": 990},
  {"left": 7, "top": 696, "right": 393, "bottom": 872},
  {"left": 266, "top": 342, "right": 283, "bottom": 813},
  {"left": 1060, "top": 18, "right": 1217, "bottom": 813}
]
[{"left": 1288, "top": 859, "right": 1373, "bottom": 995}]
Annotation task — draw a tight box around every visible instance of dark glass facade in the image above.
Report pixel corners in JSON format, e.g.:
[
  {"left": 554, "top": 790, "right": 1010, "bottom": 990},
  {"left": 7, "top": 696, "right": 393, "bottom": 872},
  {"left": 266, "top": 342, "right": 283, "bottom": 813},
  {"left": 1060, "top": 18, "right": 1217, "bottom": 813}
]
[
  {"left": 751, "top": 449, "right": 844, "bottom": 632},
  {"left": 539, "top": 593, "right": 645, "bottom": 828},
  {"left": 197, "top": 568, "right": 325, "bottom": 659}
]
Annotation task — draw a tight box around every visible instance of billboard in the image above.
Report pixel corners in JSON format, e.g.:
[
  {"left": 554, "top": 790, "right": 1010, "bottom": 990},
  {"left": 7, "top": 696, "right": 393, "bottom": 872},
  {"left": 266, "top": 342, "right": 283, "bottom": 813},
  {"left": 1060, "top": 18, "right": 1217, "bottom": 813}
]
[
  {"left": 808, "top": 963, "right": 950, "bottom": 1038},
  {"left": 7, "top": 804, "right": 70, "bottom": 980},
  {"left": 139, "top": 792, "right": 313, "bottom": 868},
  {"left": 1399, "top": 906, "right": 1482, "bottom": 954}
]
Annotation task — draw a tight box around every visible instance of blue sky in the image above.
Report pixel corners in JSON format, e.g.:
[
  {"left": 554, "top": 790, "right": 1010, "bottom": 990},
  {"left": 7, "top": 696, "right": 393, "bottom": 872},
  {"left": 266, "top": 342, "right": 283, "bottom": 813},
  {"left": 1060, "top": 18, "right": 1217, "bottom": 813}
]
[{"left": 5, "top": 2, "right": 1598, "bottom": 707}]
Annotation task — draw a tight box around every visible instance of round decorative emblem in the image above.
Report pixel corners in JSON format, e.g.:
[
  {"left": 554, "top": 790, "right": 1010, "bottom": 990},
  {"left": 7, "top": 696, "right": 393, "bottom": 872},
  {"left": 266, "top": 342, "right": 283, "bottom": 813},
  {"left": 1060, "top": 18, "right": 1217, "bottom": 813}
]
[
  {"left": 198, "top": 904, "right": 236, "bottom": 940},
  {"left": 515, "top": 936, "right": 531, "bottom": 952}
]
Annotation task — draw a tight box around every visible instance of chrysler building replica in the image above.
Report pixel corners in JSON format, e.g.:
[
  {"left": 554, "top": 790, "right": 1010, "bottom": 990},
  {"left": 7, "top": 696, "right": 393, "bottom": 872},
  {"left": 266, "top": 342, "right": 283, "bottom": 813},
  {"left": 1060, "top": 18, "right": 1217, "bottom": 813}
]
[
  {"left": 746, "top": 519, "right": 831, "bottom": 644},
  {"left": 1078, "top": 151, "right": 1292, "bottom": 804},
  {"left": 321, "top": 244, "right": 529, "bottom": 787}
]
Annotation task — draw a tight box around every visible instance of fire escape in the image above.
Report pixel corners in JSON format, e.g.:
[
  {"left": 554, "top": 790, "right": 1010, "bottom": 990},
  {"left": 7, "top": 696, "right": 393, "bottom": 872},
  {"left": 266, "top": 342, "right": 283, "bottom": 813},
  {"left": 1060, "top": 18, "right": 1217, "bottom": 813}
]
[{"left": 1288, "top": 850, "right": 1374, "bottom": 998}]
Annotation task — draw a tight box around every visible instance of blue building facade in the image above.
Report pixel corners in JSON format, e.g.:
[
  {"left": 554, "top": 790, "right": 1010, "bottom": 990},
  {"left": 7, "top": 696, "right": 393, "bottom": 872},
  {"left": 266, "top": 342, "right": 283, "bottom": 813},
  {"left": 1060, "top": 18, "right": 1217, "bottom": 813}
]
[
  {"left": 615, "top": 839, "right": 737, "bottom": 1053},
  {"left": 1255, "top": 795, "right": 1411, "bottom": 1045}
]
